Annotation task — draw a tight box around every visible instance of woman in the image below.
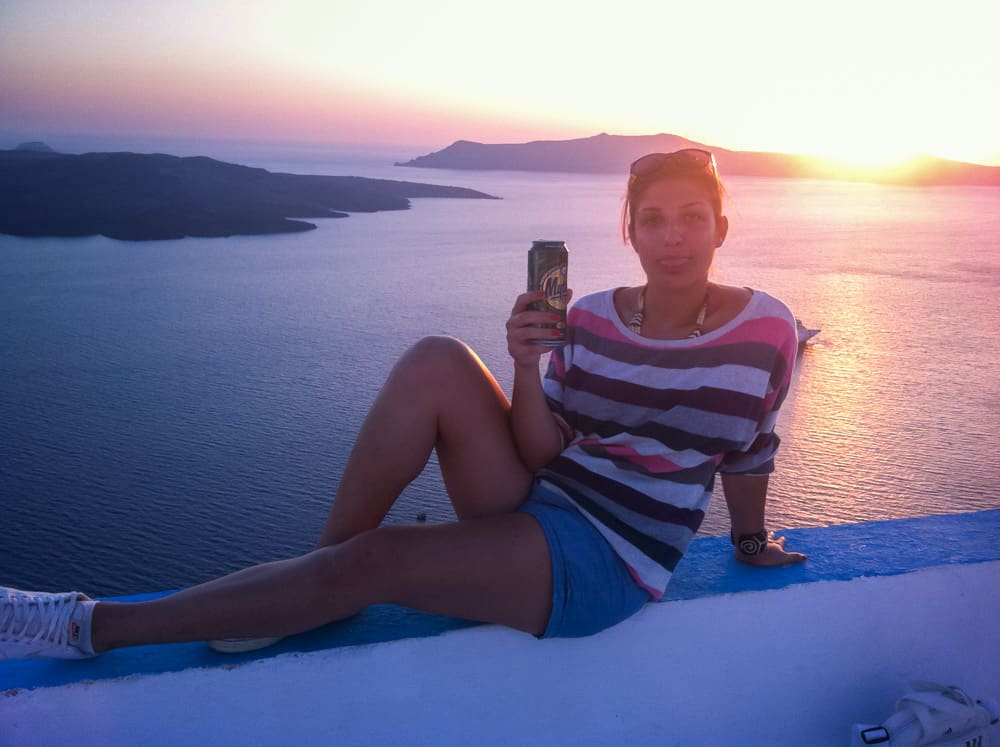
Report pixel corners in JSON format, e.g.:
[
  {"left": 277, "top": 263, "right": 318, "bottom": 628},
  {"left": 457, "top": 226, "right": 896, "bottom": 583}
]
[{"left": 1, "top": 148, "right": 805, "bottom": 660}]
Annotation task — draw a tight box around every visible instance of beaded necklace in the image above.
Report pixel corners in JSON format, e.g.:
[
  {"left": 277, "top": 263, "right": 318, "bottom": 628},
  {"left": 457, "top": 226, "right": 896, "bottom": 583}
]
[{"left": 627, "top": 285, "right": 710, "bottom": 338}]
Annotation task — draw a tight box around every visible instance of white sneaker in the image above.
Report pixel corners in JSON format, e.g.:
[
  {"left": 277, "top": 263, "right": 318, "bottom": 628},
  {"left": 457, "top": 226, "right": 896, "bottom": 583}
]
[
  {"left": 206, "top": 636, "right": 284, "bottom": 654},
  {"left": 852, "top": 681, "right": 1000, "bottom": 747},
  {"left": 0, "top": 587, "right": 96, "bottom": 660}
]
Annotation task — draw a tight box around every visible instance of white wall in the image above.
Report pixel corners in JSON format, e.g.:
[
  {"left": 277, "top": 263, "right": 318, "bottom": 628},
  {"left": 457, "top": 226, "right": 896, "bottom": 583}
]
[{"left": 4, "top": 560, "right": 998, "bottom": 747}]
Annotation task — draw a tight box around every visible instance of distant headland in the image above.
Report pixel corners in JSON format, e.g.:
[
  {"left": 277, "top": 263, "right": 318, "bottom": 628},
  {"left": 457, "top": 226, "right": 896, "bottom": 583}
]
[
  {"left": 397, "top": 133, "right": 1000, "bottom": 187},
  {"left": 0, "top": 147, "right": 498, "bottom": 241}
]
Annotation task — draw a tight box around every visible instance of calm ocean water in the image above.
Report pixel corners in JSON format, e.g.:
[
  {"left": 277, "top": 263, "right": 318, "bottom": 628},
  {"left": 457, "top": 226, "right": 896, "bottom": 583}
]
[{"left": 2, "top": 150, "right": 999, "bottom": 597}]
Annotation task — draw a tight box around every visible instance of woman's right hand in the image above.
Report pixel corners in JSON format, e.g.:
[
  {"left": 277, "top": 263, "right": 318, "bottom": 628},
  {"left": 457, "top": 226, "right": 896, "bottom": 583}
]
[{"left": 506, "top": 290, "right": 566, "bottom": 367}]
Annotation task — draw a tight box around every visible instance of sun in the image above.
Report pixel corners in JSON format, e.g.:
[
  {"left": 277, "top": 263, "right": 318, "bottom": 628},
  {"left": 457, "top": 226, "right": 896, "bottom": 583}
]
[
  {"left": 819, "top": 146, "right": 919, "bottom": 170},
  {"left": 793, "top": 134, "right": 923, "bottom": 170}
]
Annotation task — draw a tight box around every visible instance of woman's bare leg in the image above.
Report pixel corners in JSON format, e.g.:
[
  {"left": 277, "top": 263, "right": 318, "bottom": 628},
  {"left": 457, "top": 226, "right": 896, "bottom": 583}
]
[
  {"left": 87, "top": 335, "right": 549, "bottom": 653},
  {"left": 316, "top": 335, "right": 535, "bottom": 547},
  {"left": 91, "top": 512, "right": 552, "bottom": 652}
]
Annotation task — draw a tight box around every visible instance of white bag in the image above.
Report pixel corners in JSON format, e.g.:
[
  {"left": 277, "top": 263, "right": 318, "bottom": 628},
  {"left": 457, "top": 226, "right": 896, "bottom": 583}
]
[{"left": 851, "top": 681, "right": 999, "bottom": 747}]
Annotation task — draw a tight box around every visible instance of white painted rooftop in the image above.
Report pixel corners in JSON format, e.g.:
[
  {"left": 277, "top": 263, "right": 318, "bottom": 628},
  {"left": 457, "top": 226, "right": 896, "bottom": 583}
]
[{"left": 2, "top": 509, "right": 999, "bottom": 746}]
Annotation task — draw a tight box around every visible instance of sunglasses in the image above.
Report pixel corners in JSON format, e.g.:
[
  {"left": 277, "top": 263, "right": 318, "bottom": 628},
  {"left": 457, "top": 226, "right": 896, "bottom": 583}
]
[{"left": 629, "top": 148, "right": 718, "bottom": 178}]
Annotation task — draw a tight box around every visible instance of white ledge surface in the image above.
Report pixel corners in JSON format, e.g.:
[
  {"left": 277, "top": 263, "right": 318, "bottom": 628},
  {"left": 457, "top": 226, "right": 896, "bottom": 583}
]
[{"left": 2, "top": 510, "right": 999, "bottom": 746}]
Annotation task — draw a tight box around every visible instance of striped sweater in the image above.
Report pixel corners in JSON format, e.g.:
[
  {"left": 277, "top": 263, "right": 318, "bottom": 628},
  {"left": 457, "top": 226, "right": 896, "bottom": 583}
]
[{"left": 538, "top": 288, "right": 798, "bottom": 598}]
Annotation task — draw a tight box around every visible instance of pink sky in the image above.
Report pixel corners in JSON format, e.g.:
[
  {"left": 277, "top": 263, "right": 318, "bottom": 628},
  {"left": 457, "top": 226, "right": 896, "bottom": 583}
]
[{"left": 3, "top": 1, "right": 998, "bottom": 166}]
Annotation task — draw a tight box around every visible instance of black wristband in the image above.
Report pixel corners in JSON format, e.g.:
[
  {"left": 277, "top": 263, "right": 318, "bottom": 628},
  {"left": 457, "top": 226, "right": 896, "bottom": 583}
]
[{"left": 731, "top": 529, "right": 768, "bottom": 555}]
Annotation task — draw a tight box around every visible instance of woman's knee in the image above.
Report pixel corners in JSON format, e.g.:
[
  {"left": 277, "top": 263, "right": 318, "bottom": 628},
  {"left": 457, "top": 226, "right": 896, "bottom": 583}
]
[
  {"left": 404, "top": 335, "right": 475, "bottom": 371},
  {"left": 310, "top": 530, "right": 399, "bottom": 593},
  {"left": 396, "top": 336, "right": 492, "bottom": 390}
]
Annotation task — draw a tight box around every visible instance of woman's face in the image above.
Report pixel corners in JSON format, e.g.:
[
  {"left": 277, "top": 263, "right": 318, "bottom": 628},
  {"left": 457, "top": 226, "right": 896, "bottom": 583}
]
[{"left": 630, "top": 177, "right": 728, "bottom": 289}]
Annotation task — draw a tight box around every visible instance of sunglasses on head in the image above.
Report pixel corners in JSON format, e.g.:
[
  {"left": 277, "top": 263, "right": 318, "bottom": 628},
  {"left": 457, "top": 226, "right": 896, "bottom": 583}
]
[{"left": 629, "top": 148, "right": 718, "bottom": 178}]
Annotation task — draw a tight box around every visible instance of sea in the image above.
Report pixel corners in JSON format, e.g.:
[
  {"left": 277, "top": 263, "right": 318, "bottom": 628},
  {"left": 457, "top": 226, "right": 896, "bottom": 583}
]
[{"left": 2, "top": 144, "right": 999, "bottom": 597}]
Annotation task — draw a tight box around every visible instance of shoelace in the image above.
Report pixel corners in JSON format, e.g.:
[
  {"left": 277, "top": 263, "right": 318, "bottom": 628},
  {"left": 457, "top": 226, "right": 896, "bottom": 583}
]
[{"left": 0, "top": 590, "right": 76, "bottom": 646}]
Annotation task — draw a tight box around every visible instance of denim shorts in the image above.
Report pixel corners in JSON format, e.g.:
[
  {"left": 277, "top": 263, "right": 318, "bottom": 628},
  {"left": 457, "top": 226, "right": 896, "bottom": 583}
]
[{"left": 519, "top": 479, "right": 650, "bottom": 638}]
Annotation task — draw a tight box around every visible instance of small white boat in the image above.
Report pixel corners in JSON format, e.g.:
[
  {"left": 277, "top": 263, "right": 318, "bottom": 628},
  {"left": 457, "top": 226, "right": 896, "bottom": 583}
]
[{"left": 796, "top": 318, "right": 821, "bottom": 346}]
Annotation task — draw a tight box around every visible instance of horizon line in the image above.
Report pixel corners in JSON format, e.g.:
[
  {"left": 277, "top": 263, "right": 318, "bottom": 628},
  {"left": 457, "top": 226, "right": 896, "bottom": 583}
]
[{"left": 3, "top": 129, "right": 1000, "bottom": 171}]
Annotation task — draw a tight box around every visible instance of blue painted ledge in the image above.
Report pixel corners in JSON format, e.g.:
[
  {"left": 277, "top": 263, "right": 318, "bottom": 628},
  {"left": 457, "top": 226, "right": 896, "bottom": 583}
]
[{"left": 3, "top": 508, "right": 998, "bottom": 693}]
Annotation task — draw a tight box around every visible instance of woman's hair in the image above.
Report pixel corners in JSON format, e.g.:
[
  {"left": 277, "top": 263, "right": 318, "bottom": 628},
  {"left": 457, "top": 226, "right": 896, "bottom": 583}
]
[{"left": 620, "top": 150, "right": 728, "bottom": 245}]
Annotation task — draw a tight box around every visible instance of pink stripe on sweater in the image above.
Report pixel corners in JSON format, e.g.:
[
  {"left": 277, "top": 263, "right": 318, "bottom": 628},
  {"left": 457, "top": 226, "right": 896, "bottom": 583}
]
[
  {"left": 572, "top": 308, "right": 634, "bottom": 344},
  {"left": 715, "top": 316, "right": 790, "bottom": 348},
  {"left": 594, "top": 442, "right": 686, "bottom": 474},
  {"left": 577, "top": 441, "right": 725, "bottom": 473}
]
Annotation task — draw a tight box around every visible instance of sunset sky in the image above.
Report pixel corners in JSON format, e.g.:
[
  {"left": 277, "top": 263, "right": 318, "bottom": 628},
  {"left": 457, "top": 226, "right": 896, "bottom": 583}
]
[{"left": 2, "top": 0, "right": 998, "bottom": 166}]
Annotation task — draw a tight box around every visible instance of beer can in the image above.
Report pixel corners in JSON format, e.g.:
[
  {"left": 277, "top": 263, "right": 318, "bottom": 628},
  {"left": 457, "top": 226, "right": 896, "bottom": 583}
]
[{"left": 527, "top": 240, "right": 569, "bottom": 347}]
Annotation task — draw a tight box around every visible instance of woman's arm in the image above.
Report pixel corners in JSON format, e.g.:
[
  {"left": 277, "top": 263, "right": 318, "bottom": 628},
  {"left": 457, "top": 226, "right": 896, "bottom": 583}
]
[
  {"left": 510, "top": 361, "right": 563, "bottom": 471},
  {"left": 721, "top": 474, "right": 806, "bottom": 567},
  {"left": 506, "top": 290, "right": 568, "bottom": 471}
]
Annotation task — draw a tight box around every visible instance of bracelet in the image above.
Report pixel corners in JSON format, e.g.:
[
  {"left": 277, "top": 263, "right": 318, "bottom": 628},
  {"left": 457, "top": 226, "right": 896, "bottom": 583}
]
[{"left": 731, "top": 529, "right": 768, "bottom": 555}]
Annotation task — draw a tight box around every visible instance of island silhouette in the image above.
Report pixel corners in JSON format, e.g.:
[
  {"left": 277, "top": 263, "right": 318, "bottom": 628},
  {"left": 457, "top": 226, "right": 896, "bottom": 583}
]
[
  {"left": 397, "top": 132, "right": 1000, "bottom": 187},
  {"left": 0, "top": 146, "right": 498, "bottom": 241},
  {"left": 8, "top": 135, "right": 995, "bottom": 243}
]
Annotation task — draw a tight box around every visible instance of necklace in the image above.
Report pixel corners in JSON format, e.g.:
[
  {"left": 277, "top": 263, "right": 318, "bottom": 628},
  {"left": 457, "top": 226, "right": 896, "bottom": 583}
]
[{"left": 627, "top": 285, "right": 710, "bottom": 338}]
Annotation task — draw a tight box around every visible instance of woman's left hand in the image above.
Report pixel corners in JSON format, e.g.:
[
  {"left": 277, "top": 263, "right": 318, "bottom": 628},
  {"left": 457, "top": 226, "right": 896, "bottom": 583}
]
[{"left": 735, "top": 532, "right": 807, "bottom": 567}]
